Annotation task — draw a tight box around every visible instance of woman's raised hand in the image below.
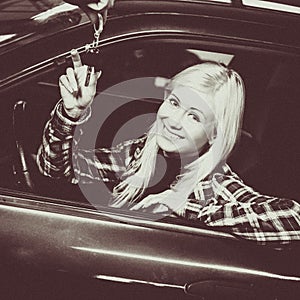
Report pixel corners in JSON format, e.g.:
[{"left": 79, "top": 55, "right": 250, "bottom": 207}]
[{"left": 59, "top": 49, "right": 101, "bottom": 119}]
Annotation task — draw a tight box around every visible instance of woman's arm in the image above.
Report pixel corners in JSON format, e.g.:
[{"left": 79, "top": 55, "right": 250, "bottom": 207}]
[
  {"left": 37, "top": 49, "right": 100, "bottom": 183},
  {"left": 199, "top": 166, "right": 300, "bottom": 244},
  {"left": 37, "top": 99, "right": 146, "bottom": 184},
  {"left": 37, "top": 49, "right": 145, "bottom": 184},
  {"left": 37, "top": 99, "right": 91, "bottom": 183}
]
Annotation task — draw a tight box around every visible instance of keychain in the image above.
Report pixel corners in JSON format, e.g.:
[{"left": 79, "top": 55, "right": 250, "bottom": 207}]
[{"left": 85, "top": 13, "right": 104, "bottom": 54}]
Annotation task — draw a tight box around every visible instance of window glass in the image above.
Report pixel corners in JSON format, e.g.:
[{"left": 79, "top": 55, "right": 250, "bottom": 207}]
[{"left": 242, "top": 0, "right": 300, "bottom": 14}]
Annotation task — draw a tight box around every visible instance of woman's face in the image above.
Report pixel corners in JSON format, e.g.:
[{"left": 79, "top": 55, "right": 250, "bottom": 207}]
[{"left": 156, "top": 85, "right": 215, "bottom": 156}]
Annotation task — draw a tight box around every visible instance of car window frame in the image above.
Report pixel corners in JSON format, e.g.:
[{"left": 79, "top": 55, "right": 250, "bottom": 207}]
[{"left": 1, "top": 22, "right": 300, "bottom": 244}]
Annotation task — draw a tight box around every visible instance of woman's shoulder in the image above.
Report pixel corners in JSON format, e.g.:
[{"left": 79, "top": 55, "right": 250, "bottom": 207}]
[
  {"left": 196, "top": 163, "right": 241, "bottom": 185},
  {"left": 213, "top": 163, "right": 243, "bottom": 182},
  {"left": 195, "top": 163, "right": 247, "bottom": 197}
]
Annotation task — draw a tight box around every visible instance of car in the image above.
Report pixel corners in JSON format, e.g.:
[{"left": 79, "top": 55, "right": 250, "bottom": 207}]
[{"left": 0, "top": 0, "right": 300, "bottom": 299}]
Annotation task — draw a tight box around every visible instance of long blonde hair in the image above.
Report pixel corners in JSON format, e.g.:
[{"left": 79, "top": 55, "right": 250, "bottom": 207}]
[{"left": 111, "top": 62, "right": 245, "bottom": 211}]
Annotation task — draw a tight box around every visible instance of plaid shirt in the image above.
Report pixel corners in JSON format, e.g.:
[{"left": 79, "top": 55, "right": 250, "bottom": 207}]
[{"left": 37, "top": 101, "right": 300, "bottom": 245}]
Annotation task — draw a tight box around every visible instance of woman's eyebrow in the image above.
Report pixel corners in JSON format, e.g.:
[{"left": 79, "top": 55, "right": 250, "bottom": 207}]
[
  {"left": 190, "top": 107, "right": 207, "bottom": 119},
  {"left": 170, "top": 93, "right": 181, "bottom": 103},
  {"left": 171, "top": 93, "right": 207, "bottom": 118},
  {"left": 190, "top": 106, "right": 204, "bottom": 112}
]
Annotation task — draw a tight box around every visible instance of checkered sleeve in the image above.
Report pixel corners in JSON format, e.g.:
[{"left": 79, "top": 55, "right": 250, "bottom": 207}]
[
  {"left": 198, "top": 166, "right": 300, "bottom": 244},
  {"left": 36, "top": 100, "right": 142, "bottom": 185}
]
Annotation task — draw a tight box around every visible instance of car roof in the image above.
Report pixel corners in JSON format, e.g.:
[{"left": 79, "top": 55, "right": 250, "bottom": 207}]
[
  {"left": 0, "top": 0, "right": 299, "bottom": 82},
  {"left": 1, "top": 0, "right": 299, "bottom": 46}
]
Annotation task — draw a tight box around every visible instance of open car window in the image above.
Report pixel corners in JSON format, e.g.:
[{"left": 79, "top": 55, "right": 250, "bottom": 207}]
[
  {"left": 0, "top": 14, "right": 299, "bottom": 250},
  {"left": 2, "top": 39, "right": 300, "bottom": 193}
]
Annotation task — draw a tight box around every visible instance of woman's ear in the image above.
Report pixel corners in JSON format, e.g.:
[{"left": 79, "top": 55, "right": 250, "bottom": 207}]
[
  {"left": 208, "top": 137, "right": 217, "bottom": 146},
  {"left": 208, "top": 130, "right": 217, "bottom": 145}
]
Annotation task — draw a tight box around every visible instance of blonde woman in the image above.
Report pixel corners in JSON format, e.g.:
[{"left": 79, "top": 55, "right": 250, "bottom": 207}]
[{"left": 37, "top": 50, "right": 300, "bottom": 245}]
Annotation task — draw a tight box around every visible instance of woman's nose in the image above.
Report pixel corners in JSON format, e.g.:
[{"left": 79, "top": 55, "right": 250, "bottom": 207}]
[{"left": 168, "top": 109, "right": 184, "bottom": 129}]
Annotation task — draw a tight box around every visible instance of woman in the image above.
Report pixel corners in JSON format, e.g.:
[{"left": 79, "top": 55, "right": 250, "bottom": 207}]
[{"left": 37, "top": 49, "right": 300, "bottom": 245}]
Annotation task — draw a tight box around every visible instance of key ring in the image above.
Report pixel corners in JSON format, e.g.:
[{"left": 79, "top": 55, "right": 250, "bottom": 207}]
[
  {"left": 85, "top": 13, "right": 104, "bottom": 53},
  {"left": 93, "top": 13, "right": 104, "bottom": 37}
]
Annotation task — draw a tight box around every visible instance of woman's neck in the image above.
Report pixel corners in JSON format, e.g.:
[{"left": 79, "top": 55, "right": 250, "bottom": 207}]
[{"left": 161, "top": 143, "right": 210, "bottom": 166}]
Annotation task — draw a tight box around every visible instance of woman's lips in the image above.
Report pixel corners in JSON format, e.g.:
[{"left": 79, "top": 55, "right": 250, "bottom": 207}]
[{"left": 163, "top": 125, "right": 184, "bottom": 140}]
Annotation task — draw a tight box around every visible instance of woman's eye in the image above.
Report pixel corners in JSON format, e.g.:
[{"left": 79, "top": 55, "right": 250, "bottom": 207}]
[
  {"left": 188, "top": 113, "right": 201, "bottom": 123},
  {"left": 169, "top": 99, "right": 179, "bottom": 107}
]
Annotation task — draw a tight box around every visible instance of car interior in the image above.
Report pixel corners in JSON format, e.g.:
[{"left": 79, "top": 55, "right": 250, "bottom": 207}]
[{"left": 1, "top": 38, "right": 300, "bottom": 217}]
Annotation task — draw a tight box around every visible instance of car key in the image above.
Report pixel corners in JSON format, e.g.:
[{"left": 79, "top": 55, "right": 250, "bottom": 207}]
[{"left": 85, "top": 13, "right": 104, "bottom": 54}]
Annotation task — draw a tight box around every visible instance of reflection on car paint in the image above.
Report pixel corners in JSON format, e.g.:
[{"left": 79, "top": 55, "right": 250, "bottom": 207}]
[
  {"left": 94, "top": 274, "right": 185, "bottom": 289},
  {"left": 71, "top": 246, "right": 300, "bottom": 282}
]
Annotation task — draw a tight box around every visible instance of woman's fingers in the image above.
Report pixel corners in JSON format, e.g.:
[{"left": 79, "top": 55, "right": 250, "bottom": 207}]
[
  {"left": 153, "top": 204, "right": 170, "bottom": 214},
  {"left": 69, "top": 49, "right": 102, "bottom": 88},
  {"left": 59, "top": 75, "right": 73, "bottom": 94},
  {"left": 66, "top": 68, "right": 78, "bottom": 95},
  {"left": 130, "top": 203, "right": 142, "bottom": 211},
  {"left": 88, "top": 69, "right": 102, "bottom": 87},
  {"left": 130, "top": 200, "right": 147, "bottom": 211},
  {"left": 58, "top": 50, "right": 101, "bottom": 113},
  {"left": 130, "top": 195, "right": 155, "bottom": 211},
  {"left": 96, "top": 70, "right": 102, "bottom": 79},
  {"left": 71, "top": 49, "right": 82, "bottom": 70},
  {"left": 84, "top": 66, "right": 93, "bottom": 87},
  {"left": 131, "top": 200, "right": 170, "bottom": 214},
  {"left": 130, "top": 190, "right": 175, "bottom": 213},
  {"left": 73, "top": 65, "right": 100, "bottom": 88}
]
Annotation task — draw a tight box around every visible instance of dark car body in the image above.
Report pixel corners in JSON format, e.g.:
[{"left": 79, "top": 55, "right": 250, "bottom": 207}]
[{"left": 0, "top": 1, "right": 300, "bottom": 299}]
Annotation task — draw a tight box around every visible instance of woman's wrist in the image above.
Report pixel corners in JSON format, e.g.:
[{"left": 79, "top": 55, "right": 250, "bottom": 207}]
[
  {"left": 62, "top": 105, "right": 86, "bottom": 121},
  {"left": 55, "top": 100, "right": 92, "bottom": 127}
]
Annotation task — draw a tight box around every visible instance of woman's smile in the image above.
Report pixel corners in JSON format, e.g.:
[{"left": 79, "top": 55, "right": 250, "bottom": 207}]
[{"left": 162, "top": 124, "right": 184, "bottom": 141}]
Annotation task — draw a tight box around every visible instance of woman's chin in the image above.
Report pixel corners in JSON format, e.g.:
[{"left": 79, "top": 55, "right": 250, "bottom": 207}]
[
  {"left": 156, "top": 135, "right": 207, "bottom": 160},
  {"left": 156, "top": 135, "right": 180, "bottom": 154}
]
